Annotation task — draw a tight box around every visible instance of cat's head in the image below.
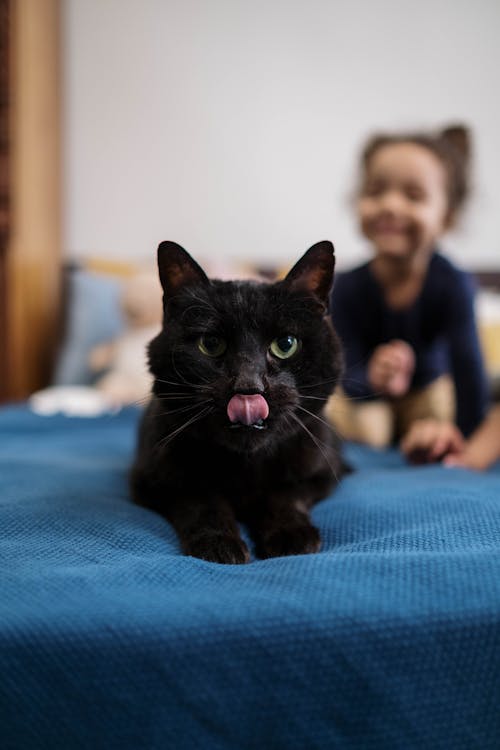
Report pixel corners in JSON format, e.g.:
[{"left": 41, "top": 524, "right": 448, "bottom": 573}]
[{"left": 148, "top": 241, "right": 343, "bottom": 454}]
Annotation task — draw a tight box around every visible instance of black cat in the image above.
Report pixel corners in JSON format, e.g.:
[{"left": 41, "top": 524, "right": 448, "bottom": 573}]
[{"left": 130, "top": 240, "right": 347, "bottom": 564}]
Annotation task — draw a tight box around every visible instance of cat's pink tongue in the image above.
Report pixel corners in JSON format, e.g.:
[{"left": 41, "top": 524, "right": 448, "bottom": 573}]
[{"left": 227, "top": 394, "right": 269, "bottom": 426}]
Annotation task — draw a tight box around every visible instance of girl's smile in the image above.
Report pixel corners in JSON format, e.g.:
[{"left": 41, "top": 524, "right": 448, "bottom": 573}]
[{"left": 358, "top": 142, "right": 450, "bottom": 262}]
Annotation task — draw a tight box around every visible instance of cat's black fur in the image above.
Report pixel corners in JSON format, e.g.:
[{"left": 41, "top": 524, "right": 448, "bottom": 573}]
[{"left": 130, "top": 240, "right": 347, "bottom": 564}]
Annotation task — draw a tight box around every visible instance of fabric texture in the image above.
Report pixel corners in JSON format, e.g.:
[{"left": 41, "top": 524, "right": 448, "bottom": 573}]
[
  {"left": 329, "top": 251, "right": 489, "bottom": 436},
  {"left": 1, "top": 405, "right": 499, "bottom": 750}
]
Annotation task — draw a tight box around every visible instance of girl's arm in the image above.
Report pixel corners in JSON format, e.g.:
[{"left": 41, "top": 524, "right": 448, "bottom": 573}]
[{"left": 446, "top": 272, "right": 489, "bottom": 436}]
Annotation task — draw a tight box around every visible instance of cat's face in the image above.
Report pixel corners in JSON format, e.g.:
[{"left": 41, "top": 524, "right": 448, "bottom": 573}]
[{"left": 148, "top": 241, "right": 342, "bottom": 454}]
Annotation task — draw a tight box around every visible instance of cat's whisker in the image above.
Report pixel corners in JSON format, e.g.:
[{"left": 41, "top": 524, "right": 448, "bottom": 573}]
[
  {"left": 294, "top": 402, "right": 348, "bottom": 445},
  {"left": 298, "top": 394, "right": 329, "bottom": 402},
  {"left": 327, "top": 385, "right": 388, "bottom": 401},
  {"left": 294, "top": 412, "right": 339, "bottom": 454},
  {"left": 154, "top": 377, "right": 212, "bottom": 392},
  {"left": 323, "top": 404, "right": 363, "bottom": 419},
  {"left": 340, "top": 377, "right": 372, "bottom": 387},
  {"left": 295, "top": 404, "right": 335, "bottom": 430},
  {"left": 154, "top": 377, "right": 196, "bottom": 388},
  {"left": 344, "top": 392, "right": 386, "bottom": 402},
  {"left": 340, "top": 376, "right": 385, "bottom": 393},
  {"left": 154, "top": 399, "right": 213, "bottom": 418},
  {"left": 287, "top": 411, "right": 339, "bottom": 483},
  {"left": 300, "top": 372, "right": 387, "bottom": 402},
  {"left": 155, "top": 393, "right": 205, "bottom": 400},
  {"left": 154, "top": 405, "right": 214, "bottom": 452},
  {"left": 171, "top": 353, "right": 193, "bottom": 388},
  {"left": 301, "top": 377, "right": 339, "bottom": 390},
  {"left": 131, "top": 395, "right": 154, "bottom": 408},
  {"left": 171, "top": 349, "right": 215, "bottom": 388},
  {"left": 342, "top": 355, "right": 369, "bottom": 371}
]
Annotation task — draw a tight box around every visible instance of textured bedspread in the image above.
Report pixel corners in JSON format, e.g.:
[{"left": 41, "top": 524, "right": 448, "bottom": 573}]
[{"left": 1, "top": 406, "right": 499, "bottom": 749}]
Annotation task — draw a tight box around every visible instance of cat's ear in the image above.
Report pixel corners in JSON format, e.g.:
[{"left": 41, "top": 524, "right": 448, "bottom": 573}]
[
  {"left": 157, "top": 241, "right": 209, "bottom": 297},
  {"left": 283, "top": 241, "right": 335, "bottom": 306}
]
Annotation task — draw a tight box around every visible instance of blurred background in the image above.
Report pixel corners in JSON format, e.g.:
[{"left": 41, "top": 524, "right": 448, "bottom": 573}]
[
  {"left": 1, "top": 0, "right": 500, "bottom": 403},
  {"left": 65, "top": 0, "right": 500, "bottom": 269}
]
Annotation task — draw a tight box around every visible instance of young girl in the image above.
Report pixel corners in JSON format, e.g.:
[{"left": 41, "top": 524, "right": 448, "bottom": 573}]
[
  {"left": 400, "top": 406, "right": 500, "bottom": 470},
  {"left": 327, "top": 125, "right": 489, "bottom": 447}
]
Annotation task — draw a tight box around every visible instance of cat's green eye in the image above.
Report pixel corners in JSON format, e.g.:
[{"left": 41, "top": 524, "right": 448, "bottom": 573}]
[
  {"left": 270, "top": 335, "right": 300, "bottom": 360},
  {"left": 198, "top": 335, "right": 227, "bottom": 358}
]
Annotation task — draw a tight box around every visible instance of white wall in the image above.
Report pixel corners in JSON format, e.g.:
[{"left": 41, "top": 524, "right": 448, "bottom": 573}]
[{"left": 64, "top": 0, "right": 500, "bottom": 271}]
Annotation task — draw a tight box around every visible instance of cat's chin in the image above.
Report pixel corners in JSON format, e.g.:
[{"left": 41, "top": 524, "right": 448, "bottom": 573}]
[
  {"left": 217, "top": 422, "right": 276, "bottom": 454},
  {"left": 229, "top": 420, "right": 267, "bottom": 431},
  {"left": 214, "top": 415, "right": 298, "bottom": 455}
]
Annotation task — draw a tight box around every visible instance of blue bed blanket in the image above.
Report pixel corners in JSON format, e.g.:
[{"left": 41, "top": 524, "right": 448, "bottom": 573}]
[{"left": 1, "top": 405, "right": 499, "bottom": 749}]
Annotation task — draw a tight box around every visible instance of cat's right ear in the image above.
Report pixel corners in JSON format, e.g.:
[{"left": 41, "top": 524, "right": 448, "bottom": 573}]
[{"left": 157, "top": 241, "right": 209, "bottom": 298}]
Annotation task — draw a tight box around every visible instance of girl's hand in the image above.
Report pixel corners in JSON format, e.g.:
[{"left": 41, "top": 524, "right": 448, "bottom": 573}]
[
  {"left": 400, "top": 419, "right": 465, "bottom": 464},
  {"left": 443, "top": 406, "right": 500, "bottom": 470},
  {"left": 368, "top": 339, "right": 415, "bottom": 397}
]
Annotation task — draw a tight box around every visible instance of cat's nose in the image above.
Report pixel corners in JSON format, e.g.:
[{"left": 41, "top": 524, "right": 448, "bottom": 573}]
[{"left": 233, "top": 366, "right": 265, "bottom": 395}]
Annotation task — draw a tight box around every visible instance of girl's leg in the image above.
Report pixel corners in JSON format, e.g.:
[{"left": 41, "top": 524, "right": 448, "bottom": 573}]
[
  {"left": 395, "top": 375, "right": 455, "bottom": 438},
  {"left": 326, "top": 388, "right": 394, "bottom": 448}
]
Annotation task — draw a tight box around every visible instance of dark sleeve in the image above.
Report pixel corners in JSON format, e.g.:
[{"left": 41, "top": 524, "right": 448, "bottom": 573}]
[
  {"left": 445, "top": 271, "right": 489, "bottom": 436},
  {"left": 329, "top": 273, "right": 376, "bottom": 399}
]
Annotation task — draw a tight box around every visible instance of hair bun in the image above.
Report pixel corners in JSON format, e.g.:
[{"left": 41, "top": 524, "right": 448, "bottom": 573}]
[{"left": 440, "top": 124, "right": 471, "bottom": 162}]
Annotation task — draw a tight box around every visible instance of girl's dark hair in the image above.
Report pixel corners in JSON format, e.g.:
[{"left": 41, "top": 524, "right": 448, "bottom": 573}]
[{"left": 361, "top": 124, "right": 471, "bottom": 222}]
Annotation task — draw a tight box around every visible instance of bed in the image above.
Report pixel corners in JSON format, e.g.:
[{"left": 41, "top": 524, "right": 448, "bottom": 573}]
[{"left": 1, "top": 404, "right": 499, "bottom": 749}]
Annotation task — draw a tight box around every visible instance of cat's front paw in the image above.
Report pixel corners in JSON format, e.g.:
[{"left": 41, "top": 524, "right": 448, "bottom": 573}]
[
  {"left": 257, "top": 523, "right": 321, "bottom": 559},
  {"left": 184, "top": 533, "right": 251, "bottom": 564}
]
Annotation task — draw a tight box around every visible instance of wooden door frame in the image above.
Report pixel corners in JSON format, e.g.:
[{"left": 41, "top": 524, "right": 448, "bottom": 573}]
[
  {"left": 0, "top": 0, "right": 10, "bottom": 400},
  {"left": 1, "top": 0, "right": 61, "bottom": 401}
]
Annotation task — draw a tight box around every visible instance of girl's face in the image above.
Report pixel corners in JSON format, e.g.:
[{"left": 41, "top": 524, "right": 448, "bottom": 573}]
[{"left": 358, "top": 142, "right": 450, "bottom": 261}]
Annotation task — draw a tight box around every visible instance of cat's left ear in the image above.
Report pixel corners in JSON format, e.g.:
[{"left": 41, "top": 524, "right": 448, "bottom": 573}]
[
  {"left": 283, "top": 241, "right": 335, "bottom": 306},
  {"left": 157, "top": 241, "right": 209, "bottom": 298}
]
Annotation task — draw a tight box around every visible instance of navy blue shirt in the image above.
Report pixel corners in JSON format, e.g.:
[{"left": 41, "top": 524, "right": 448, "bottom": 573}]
[{"left": 329, "top": 252, "right": 489, "bottom": 436}]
